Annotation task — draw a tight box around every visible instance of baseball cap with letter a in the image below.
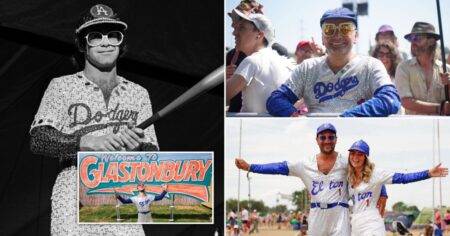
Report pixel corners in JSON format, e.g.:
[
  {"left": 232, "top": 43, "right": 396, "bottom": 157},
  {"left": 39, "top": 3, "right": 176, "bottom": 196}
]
[{"left": 75, "top": 4, "right": 127, "bottom": 34}]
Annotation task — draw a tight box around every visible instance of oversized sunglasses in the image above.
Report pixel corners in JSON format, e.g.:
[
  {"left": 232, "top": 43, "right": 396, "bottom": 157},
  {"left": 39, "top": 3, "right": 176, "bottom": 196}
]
[
  {"left": 322, "top": 23, "right": 355, "bottom": 37},
  {"left": 85, "top": 31, "right": 124, "bottom": 47},
  {"left": 318, "top": 135, "right": 336, "bottom": 141}
]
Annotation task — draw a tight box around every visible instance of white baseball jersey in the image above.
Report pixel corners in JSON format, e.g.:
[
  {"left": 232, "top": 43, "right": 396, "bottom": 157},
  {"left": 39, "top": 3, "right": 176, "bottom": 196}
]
[
  {"left": 288, "top": 153, "right": 350, "bottom": 236},
  {"left": 30, "top": 72, "right": 158, "bottom": 235},
  {"left": 235, "top": 47, "right": 294, "bottom": 113},
  {"left": 285, "top": 55, "right": 393, "bottom": 113},
  {"left": 131, "top": 195, "right": 156, "bottom": 222},
  {"left": 349, "top": 168, "right": 394, "bottom": 236}
]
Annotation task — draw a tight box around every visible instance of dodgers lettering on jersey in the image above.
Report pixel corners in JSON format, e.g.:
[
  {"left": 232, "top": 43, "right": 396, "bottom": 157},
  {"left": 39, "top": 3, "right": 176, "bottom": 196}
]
[
  {"left": 68, "top": 102, "right": 139, "bottom": 133},
  {"left": 131, "top": 195, "right": 155, "bottom": 213},
  {"left": 30, "top": 72, "right": 157, "bottom": 145},
  {"left": 314, "top": 76, "right": 359, "bottom": 103}
]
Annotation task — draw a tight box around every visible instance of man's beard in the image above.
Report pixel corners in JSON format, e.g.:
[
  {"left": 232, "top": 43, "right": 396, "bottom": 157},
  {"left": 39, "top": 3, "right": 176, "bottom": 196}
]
[
  {"left": 320, "top": 146, "right": 335, "bottom": 155},
  {"left": 411, "top": 42, "right": 436, "bottom": 57}
]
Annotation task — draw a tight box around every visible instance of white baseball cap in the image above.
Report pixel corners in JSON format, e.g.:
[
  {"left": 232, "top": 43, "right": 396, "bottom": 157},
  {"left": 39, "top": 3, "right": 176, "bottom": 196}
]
[{"left": 233, "top": 9, "right": 275, "bottom": 46}]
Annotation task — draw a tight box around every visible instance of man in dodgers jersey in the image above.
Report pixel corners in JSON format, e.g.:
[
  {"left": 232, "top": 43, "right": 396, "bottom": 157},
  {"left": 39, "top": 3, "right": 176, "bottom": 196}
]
[
  {"left": 266, "top": 8, "right": 401, "bottom": 117},
  {"left": 29, "top": 4, "right": 157, "bottom": 235},
  {"left": 116, "top": 183, "right": 167, "bottom": 222},
  {"left": 235, "top": 123, "right": 387, "bottom": 236}
]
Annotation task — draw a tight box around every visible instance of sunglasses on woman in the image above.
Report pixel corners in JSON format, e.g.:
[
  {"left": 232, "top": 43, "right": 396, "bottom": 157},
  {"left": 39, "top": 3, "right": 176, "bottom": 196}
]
[
  {"left": 85, "top": 31, "right": 124, "bottom": 47},
  {"left": 322, "top": 22, "right": 355, "bottom": 37}
]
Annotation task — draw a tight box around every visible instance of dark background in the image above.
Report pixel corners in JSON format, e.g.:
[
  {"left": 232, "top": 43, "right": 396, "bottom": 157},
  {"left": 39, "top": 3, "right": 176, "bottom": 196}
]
[{"left": 0, "top": 1, "right": 223, "bottom": 235}]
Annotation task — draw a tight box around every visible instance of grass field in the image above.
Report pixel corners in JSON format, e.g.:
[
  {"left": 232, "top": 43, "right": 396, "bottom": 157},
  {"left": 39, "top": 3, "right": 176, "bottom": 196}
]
[{"left": 79, "top": 205, "right": 212, "bottom": 223}]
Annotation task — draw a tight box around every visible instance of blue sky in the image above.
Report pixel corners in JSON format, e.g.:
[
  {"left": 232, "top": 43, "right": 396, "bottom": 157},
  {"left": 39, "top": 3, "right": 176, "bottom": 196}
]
[
  {"left": 225, "top": 118, "right": 450, "bottom": 210},
  {"left": 225, "top": 0, "right": 450, "bottom": 57}
]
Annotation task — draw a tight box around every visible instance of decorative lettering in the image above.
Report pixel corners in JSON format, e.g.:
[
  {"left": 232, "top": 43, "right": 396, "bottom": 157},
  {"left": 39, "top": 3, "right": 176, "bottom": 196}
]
[
  {"left": 68, "top": 103, "right": 139, "bottom": 133},
  {"left": 313, "top": 76, "right": 359, "bottom": 103},
  {"left": 311, "top": 181, "right": 324, "bottom": 195}
]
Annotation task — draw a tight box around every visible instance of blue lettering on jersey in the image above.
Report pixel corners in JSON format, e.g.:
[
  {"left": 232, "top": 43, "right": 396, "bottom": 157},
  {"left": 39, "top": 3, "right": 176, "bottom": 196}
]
[
  {"left": 329, "top": 180, "right": 343, "bottom": 189},
  {"left": 357, "top": 191, "right": 373, "bottom": 201},
  {"left": 313, "top": 76, "right": 359, "bottom": 103},
  {"left": 311, "top": 181, "right": 324, "bottom": 195},
  {"left": 139, "top": 199, "right": 151, "bottom": 207}
]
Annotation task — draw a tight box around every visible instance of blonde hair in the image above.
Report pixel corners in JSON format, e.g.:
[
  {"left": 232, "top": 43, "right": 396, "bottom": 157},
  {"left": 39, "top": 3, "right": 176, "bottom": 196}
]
[{"left": 348, "top": 155, "right": 375, "bottom": 186}]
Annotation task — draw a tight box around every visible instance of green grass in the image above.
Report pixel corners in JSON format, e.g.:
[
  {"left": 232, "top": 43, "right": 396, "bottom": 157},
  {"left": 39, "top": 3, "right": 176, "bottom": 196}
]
[{"left": 80, "top": 205, "right": 212, "bottom": 223}]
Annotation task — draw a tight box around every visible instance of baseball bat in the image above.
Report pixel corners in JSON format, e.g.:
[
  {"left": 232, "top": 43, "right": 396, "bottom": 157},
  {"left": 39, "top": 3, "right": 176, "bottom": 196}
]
[
  {"left": 436, "top": 0, "right": 449, "bottom": 102},
  {"left": 137, "top": 65, "right": 224, "bottom": 129}
]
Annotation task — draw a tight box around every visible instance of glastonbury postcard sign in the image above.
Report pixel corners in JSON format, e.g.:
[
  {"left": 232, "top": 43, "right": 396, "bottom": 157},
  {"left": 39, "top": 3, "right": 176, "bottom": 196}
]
[{"left": 78, "top": 152, "right": 213, "bottom": 202}]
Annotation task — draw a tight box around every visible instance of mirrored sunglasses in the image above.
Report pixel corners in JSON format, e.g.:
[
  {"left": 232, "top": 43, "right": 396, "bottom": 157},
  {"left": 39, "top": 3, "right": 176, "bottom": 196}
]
[
  {"left": 85, "top": 31, "right": 124, "bottom": 47},
  {"left": 322, "top": 23, "right": 355, "bottom": 37},
  {"left": 318, "top": 135, "right": 336, "bottom": 141}
]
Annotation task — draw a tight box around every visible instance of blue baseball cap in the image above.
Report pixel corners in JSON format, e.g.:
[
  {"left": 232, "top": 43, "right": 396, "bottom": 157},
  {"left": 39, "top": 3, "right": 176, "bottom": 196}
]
[
  {"left": 320, "top": 7, "right": 357, "bottom": 27},
  {"left": 348, "top": 140, "right": 370, "bottom": 156},
  {"left": 316, "top": 123, "right": 337, "bottom": 135}
]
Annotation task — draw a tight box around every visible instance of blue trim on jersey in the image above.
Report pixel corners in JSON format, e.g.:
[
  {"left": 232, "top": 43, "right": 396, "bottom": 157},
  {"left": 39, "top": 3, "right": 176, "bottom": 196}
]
[
  {"left": 249, "top": 161, "right": 289, "bottom": 175},
  {"left": 392, "top": 170, "right": 430, "bottom": 184},
  {"left": 340, "top": 85, "right": 401, "bottom": 117},
  {"left": 380, "top": 185, "right": 388, "bottom": 198},
  {"left": 154, "top": 191, "right": 167, "bottom": 201},
  {"left": 310, "top": 202, "right": 349, "bottom": 209},
  {"left": 117, "top": 195, "right": 132, "bottom": 204},
  {"left": 266, "top": 84, "right": 299, "bottom": 117}
]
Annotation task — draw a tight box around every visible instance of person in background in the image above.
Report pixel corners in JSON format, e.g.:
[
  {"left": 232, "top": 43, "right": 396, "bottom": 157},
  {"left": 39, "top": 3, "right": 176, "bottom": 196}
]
[
  {"left": 372, "top": 24, "right": 409, "bottom": 60},
  {"left": 226, "top": 0, "right": 264, "bottom": 112},
  {"left": 371, "top": 41, "right": 401, "bottom": 80},
  {"left": 226, "top": 11, "right": 294, "bottom": 113},
  {"left": 434, "top": 208, "right": 443, "bottom": 236},
  {"left": 394, "top": 22, "right": 450, "bottom": 115},
  {"left": 249, "top": 209, "right": 260, "bottom": 234},
  {"left": 295, "top": 40, "right": 325, "bottom": 64},
  {"left": 293, "top": 39, "right": 326, "bottom": 114}
]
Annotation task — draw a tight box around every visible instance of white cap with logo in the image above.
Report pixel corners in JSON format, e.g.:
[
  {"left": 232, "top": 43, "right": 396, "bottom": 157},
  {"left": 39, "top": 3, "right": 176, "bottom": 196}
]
[{"left": 233, "top": 9, "right": 275, "bottom": 46}]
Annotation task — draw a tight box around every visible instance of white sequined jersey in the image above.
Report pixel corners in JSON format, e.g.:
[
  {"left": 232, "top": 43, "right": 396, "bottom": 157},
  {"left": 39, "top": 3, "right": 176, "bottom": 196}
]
[
  {"left": 30, "top": 71, "right": 158, "bottom": 145},
  {"left": 285, "top": 55, "right": 393, "bottom": 113},
  {"left": 349, "top": 168, "right": 394, "bottom": 214},
  {"left": 30, "top": 71, "right": 158, "bottom": 235}
]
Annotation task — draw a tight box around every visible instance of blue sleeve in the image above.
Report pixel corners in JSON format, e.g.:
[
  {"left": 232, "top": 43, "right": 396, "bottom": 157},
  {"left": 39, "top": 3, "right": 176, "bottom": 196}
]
[
  {"left": 340, "top": 85, "right": 401, "bottom": 117},
  {"left": 392, "top": 170, "right": 430, "bottom": 184},
  {"left": 117, "top": 195, "right": 133, "bottom": 204},
  {"left": 154, "top": 191, "right": 167, "bottom": 201},
  {"left": 380, "top": 185, "right": 388, "bottom": 198},
  {"left": 249, "top": 161, "right": 289, "bottom": 175},
  {"left": 266, "top": 84, "right": 299, "bottom": 117}
]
